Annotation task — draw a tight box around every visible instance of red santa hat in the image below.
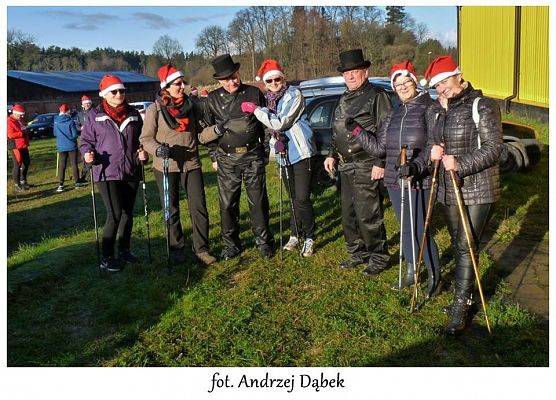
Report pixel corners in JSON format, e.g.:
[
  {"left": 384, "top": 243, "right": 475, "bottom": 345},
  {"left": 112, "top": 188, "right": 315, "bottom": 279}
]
[
  {"left": 99, "top": 74, "right": 125, "bottom": 98},
  {"left": 81, "top": 95, "right": 92, "bottom": 105},
  {"left": 12, "top": 104, "right": 25, "bottom": 115},
  {"left": 390, "top": 60, "right": 418, "bottom": 90},
  {"left": 158, "top": 64, "right": 184, "bottom": 89},
  {"left": 59, "top": 103, "right": 70, "bottom": 114},
  {"left": 421, "top": 55, "right": 461, "bottom": 87},
  {"left": 255, "top": 59, "right": 284, "bottom": 82}
]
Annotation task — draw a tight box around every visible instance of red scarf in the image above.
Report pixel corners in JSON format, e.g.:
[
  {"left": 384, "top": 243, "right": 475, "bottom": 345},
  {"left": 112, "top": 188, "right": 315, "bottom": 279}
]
[
  {"left": 166, "top": 96, "right": 190, "bottom": 132},
  {"left": 102, "top": 100, "right": 129, "bottom": 126}
]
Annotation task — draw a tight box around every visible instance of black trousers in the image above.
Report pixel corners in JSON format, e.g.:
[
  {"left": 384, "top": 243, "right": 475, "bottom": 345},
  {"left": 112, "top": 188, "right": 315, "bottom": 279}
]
[
  {"left": 280, "top": 157, "right": 315, "bottom": 239},
  {"left": 443, "top": 203, "right": 493, "bottom": 294},
  {"left": 217, "top": 152, "right": 273, "bottom": 251},
  {"left": 154, "top": 167, "right": 210, "bottom": 255},
  {"left": 11, "top": 148, "right": 30, "bottom": 184},
  {"left": 339, "top": 164, "right": 389, "bottom": 266},
  {"left": 96, "top": 180, "right": 139, "bottom": 258},
  {"left": 58, "top": 150, "right": 80, "bottom": 185}
]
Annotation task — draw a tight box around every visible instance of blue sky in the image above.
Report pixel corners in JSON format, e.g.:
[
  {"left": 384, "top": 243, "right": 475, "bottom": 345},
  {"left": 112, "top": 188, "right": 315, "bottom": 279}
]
[{"left": 7, "top": 6, "right": 457, "bottom": 53}]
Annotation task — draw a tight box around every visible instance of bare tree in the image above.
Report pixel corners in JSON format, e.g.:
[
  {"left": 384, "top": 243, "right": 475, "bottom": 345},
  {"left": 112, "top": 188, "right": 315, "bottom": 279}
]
[
  {"left": 227, "top": 10, "right": 258, "bottom": 78},
  {"left": 152, "top": 34, "right": 183, "bottom": 64},
  {"left": 195, "top": 25, "right": 229, "bottom": 59},
  {"left": 413, "top": 22, "right": 429, "bottom": 44}
]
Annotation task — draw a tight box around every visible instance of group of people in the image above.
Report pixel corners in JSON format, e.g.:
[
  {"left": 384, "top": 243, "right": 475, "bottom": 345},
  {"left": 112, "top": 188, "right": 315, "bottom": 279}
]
[{"left": 7, "top": 48, "right": 502, "bottom": 335}]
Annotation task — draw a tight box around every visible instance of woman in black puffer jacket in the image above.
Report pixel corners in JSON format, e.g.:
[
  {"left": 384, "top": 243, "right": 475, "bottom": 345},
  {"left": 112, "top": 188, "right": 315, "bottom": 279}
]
[
  {"left": 424, "top": 56, "right": 502, "bottom": 335},
  {"left": 352, "top": 61, "right": 441, "bottom": 296}
]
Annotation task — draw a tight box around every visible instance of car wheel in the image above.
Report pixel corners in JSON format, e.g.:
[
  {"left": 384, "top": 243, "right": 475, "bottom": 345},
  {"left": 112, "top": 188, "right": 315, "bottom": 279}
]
[{"left": 519, "top": 138, "right": 542, "bottom": 169}]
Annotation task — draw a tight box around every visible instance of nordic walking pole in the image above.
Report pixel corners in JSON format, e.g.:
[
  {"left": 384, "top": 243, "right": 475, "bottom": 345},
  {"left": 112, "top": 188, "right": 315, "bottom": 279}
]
[
  {"left": 406, "top": 159, "right": 418, "bottom": 297},
  {"left": 279, "top": 160, "right": 283, "bottom": 260},
  {"left": 397, "top": 146, "right": 407, "bottom": 292},
  {"left": 410, "top": 160, "right": 440, "bottom": 312},
  {"left": 139, "top": 145, "right": 152, "bottom": 263},
  {"left": 161, "top": 143, "right": 171, "bottom": 270},
  {"left": 282, "top": 149, "right": 300, "bottom": 240},
  {"left": 88, "top": 158, "right": 100, "bottom": 270},
  {"left": 449, "top": 169, "right": 492, "bottom": 334},
  {"left": 56, "top": 152, "right": 59, "bottom": 178}
]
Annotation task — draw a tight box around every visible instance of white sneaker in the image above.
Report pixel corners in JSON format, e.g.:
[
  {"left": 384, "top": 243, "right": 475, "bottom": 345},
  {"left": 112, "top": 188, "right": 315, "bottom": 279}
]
[
  {"left": 56, "top": 185, "right": 64, "bottom": 193},
  {"left": 283, "top": 236, "right": 299, "bottom": 251},
  {"left": 301, "top": 238, "right": 314, "bottom": 257}
]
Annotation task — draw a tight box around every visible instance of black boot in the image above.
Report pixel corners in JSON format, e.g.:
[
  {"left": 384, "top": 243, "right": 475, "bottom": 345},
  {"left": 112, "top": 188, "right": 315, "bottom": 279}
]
[{"left": 444, "top": 290, "right": 473, "bottom": 335}]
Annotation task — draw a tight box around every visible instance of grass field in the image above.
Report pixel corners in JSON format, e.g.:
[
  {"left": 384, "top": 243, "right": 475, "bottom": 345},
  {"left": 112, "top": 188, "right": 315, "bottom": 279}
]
[{"left": 7, "top": 114, "right": 549, "bottom": 366}]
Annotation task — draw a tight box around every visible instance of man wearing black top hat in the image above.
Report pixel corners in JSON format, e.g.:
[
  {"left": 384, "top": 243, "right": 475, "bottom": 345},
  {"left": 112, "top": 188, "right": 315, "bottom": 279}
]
[
  {"left": 200, "top": 53, "right": 274, "bottom": 260},
  {"left": 323, "top": 48, "right": 391, "bottom": 276}
]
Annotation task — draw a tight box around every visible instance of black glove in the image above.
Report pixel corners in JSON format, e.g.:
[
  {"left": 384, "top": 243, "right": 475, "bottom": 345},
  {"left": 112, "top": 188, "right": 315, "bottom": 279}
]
[
  {"left": 214, "top": 120, "right": 229, "bottom": 137},
  {"left": 398, "top": 161, "right": 417, "bottom": 179},
  {"left": 155, "top": 144, "right": 171, "bottom": 159}
]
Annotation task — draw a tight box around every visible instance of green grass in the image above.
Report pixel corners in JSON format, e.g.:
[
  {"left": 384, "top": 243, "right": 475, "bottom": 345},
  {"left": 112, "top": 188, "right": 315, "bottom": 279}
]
[{"left": 7, "top": 122, "right": 549, "bottom": 366}]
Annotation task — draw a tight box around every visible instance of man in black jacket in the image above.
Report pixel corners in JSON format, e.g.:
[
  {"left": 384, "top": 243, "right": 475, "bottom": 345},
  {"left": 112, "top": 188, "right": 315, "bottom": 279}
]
[
  {"left": 201, "top": 54, "right": 274, "bottom": 260},
  {"left": 324, "top": 49, "right": 391, "bottom": 276}
]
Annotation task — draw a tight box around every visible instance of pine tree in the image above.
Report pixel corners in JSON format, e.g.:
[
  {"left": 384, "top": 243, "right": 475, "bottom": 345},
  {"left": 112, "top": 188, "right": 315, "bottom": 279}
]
[{"left": 385, "top": 6, "right": 406, "bottom": 27}]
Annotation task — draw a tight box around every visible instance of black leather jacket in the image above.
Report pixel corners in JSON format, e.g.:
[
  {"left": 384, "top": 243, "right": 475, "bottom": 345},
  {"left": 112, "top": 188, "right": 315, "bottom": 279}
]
[
  {"left": 425, "top": 83, "right": 503, "bottom": 205},
  {"left": 328, "top": 80, "right": 391, "bottom": 169},
  {"left": 203, "top": 83, "right": 269, "bottom": 161},
  {"left": 356, "top": 91, "right": 434, "bottom": 189}
]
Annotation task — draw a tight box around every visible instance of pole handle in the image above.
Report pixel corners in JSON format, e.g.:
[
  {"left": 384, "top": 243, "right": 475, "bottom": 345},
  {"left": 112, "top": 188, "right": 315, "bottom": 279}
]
[{"left": 400, "top": 145, "right": 408, "bottom": 166}]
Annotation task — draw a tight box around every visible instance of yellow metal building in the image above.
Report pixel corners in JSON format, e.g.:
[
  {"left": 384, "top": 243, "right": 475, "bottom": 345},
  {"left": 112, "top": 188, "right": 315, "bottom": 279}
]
[{"left": 458, "top": 6, "right": 548, "bottom": 111}]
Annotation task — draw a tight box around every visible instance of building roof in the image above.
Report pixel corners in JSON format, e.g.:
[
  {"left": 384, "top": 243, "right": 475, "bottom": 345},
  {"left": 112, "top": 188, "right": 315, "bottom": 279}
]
[{"left": 7, "top": 70, "right": 158, "bottom": 93}]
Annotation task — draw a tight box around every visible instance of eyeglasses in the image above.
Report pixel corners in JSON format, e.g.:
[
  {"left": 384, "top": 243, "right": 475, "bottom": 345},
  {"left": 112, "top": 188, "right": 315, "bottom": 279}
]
[
  {"left": 265, "top": 77, "right": 283, "bottom": 84},
  {"left": 171, "top": 80, "right": 188, "bottom": 87},
  {"left": 393, "top": 80, "right": 414, "bottom": 90},
  {"left": 110, "top": 89, "right": 126, "bottom": 95}
]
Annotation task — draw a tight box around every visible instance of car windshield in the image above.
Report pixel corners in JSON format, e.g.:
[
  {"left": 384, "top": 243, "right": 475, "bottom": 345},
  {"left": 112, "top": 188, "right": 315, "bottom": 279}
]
[{"left": 36, "top": 115, "right": 54, "bottom": 123}]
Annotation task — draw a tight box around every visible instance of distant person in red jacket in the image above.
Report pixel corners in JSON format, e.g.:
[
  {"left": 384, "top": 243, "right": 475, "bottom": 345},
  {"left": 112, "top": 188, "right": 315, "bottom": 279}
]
[{"left": 7, "top": 104, "right": 31, "bottom": 191}]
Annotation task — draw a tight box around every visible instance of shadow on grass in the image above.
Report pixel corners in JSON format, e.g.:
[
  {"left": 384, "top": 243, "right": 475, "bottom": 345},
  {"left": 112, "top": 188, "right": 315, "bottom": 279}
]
[
  {"left": 7, "top": 237, "right": 208, "bottom": 366},
  {"left": 7, "top": 178, "right": 165, "bottom": 256},
  {"left": 367, "top": 319, "right": 548, "bottom": 366}
]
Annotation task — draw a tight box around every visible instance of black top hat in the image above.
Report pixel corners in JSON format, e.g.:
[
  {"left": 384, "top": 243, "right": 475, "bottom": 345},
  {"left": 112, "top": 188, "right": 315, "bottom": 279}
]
[
  {"left": 211, "top": 54, "right": 241, "bottom": 79},
  {"left": 337, "top": 49, "right": 371, "bottom": 73}
]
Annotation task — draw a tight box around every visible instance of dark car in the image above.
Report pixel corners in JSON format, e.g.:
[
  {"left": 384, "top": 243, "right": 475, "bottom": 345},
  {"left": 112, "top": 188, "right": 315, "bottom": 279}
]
[
  {"left": 26, "top": 113, "right": 57, "bottom": 138},
  {"left": 303, "top": 90, "right": 541, "bottom": 184}
]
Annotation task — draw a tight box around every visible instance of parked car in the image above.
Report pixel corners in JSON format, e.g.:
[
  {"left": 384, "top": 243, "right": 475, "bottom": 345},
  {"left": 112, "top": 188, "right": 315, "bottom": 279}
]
[
  {"left": 303, "top": 92, "right": 541, "bottom": 186},
  {"left": 26, "top": 113, "right": 57, "bottom": 138},
  {"left": 129, "top": 101, "right": 154, "bottom": 120}
]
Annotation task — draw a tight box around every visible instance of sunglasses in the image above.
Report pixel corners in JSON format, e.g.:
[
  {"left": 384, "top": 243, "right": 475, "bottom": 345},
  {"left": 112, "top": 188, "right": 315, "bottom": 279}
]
[
  {"left": 265, "top": 77, "right": 283, "bottom": 84},
  {"left": 110, "top": 89, "right": 126, "bottom": 95},
  {"left": 171, "top": 80, "right": 188, "bottom": 87}
]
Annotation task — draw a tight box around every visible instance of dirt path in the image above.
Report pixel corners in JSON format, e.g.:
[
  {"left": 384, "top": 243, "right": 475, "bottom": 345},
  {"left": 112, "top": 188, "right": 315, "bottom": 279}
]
[{"left": 485, "top": 234, "right": 549, "bottom": 319}]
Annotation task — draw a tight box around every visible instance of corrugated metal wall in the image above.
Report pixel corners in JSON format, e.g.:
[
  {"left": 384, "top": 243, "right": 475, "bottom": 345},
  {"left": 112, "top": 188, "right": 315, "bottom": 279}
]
[
  {"left": 459, "top": 6, "right": 516, "bottom": 99},
  {"left": 459, "top": 6, "right": 549, "bottom": 108},
  {"left": 518, "top": 6, "right": 549, "bottom": 107}
]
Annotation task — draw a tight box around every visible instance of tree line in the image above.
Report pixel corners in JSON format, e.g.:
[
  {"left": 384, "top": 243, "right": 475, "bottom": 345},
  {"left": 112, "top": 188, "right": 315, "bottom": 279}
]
[{"left": 8, "top": 6, "right": 457, "bottom": 85}]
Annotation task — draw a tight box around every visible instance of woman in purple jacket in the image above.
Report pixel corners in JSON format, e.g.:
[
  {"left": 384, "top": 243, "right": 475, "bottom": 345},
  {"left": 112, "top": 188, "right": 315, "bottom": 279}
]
[{"left": 80, "top": 75, "right": 149, "bottom": 272}]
